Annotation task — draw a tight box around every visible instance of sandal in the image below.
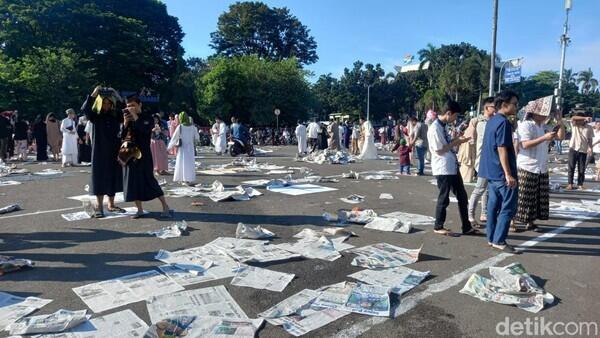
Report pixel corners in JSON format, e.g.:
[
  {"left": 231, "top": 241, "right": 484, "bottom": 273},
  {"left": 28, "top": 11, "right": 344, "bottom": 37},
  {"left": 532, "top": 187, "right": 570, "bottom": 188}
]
[
  {"left": 463, "top": 228, "right": 483, "bottom": 236},
  {"left": 93, "top": 210, "right": 105, "bottom": 219},
  {"left": 491, "top": 243, "right": 520, "bottom": 254},
  {"left": 160, "top": 210, "right": 173, "bottom": 218},
  {"left": 131, "top": 211, "right": 145, "bottom": 219},
  {"left": 433, "top": 228, "right": 459, "bottom": 237},
  {"left": 107, "top": 206, "right": 126, "bottom": 213}
]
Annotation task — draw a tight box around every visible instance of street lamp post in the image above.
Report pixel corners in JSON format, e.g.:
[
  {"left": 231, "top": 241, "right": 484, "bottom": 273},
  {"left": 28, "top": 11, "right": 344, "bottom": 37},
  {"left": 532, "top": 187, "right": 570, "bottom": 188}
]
[
  {"left": 557, "top": 0, "right": 572, "bottom": 111},
  {"left": 366, "top": 84, "right": 373, "bottom": 121},
  {"left": 488, "top": 0, "right": 499, "bottom": 96}
]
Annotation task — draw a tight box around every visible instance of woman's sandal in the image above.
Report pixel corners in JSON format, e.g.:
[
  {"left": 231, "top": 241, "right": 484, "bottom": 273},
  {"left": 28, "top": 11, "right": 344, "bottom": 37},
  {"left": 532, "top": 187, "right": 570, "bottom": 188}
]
[
  {"left": 93, "top": 210, "right": 105, "bottom": 219},
  {"left": 131, "top": 211, "right": 145, "bottom": 219},
  {"left": 107, "top": 206, "right": 126, "bottom": 213},
  {"left": 433, "top": 228, "right": 460, "bottom": 237}
]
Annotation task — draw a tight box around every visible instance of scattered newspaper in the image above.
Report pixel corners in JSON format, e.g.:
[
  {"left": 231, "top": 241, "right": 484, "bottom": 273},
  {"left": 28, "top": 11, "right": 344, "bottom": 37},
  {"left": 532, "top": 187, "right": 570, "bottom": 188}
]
[
  {"left": 313, "top": 282, "right": 390, "bottom": 317},
  {"left": 73, "top": 270, "right": 184, "bottom": 313},
  {"left": 293, "top": 228, "right": 356, "bottom": 241},
  {"left": 61, "top": 207, "right": 147, "bottom": 221},
  {"left": 0, "top": 292, "right": 52, "bottom": 328},
  {"left": 0, "top": 255, "right": 33, "bottom": 275},
  {"left": 67, "top": 192, "right": 124, "bottom": 204},
  {"left": 0, "top": 180, "right": 21, "bottom": 186},
  {"left": 259, "top": 289, "right": 321, "bottom": 318},
  {"left": 0, "top": 204, "right": 20, "bottom": 214},
  {"left": 231, "top": 265, "right": 295, "bottom": 292},
  {"left": 68, "top": 309, "right": 148, "bottom": 337},
  {"left": 156, "top": 244, "right": 241, "bottom": 280},
  {"left": 348, "top": 267, "right": 430, "bottom": 295},
  {"left": 146, "top": 286, "right": 248, "bottom": 324},
  {"left": 156, "top": 249, "right": 214, "bottom": 275},
  {"left": 225, "top": 243, "right": 301, "bottom": 263},
  {"left": 549, "top": 200, "right": 600, "bottom": 220},
  {"left": 379, "top": 193, "right": 394, "bottom": 200},
  {"left": 362, "top": 174, "right": 398, "bottom": 180},
  {"left": 235, "top": 223, "right": 275, "bottom": 239},
  {"left": 148, "top": 221, "right": 188, "bottom": 239},
  {"left": 7, "top": 309, "right": 90, "bottom": 335},
  {"left": 382, "top": 211, "right": 436, "bottom": 226},
  {"left": 159, "top": 264, "right": 216, "bottom": 286},
  {"left": 207, "top": 237, "right": 268, "bottom": 250},
  {"left": 266, "top": 306, "right": 348, "bottom": 336},
  {"left": 144, "top": 316, "right": 264, "bottom": 338},
  {"left": 277, "top": 235, "right": 352, "bottom": 262},
  {"left": 460, "top": 263, "right": 554, "bottom": 313},
  {"left": 364, "top": 217, "right": 412, "bottom": 233},
  {"left": 340, "top": 194, "right": 364, "bottom": 204},
  {"left": 33, "top": 169, "right": 64, "bottom": 176},
  {"left": 350, "top": 243, "right": 421, "bottom": 269},
  {"left": 337, "top": 209, "right": 377, "bottom": 224}
]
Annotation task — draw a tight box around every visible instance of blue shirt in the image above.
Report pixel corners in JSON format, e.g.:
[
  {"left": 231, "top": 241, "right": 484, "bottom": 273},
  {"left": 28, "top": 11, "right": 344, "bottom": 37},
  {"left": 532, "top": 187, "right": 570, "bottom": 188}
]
[
  {"left": 231, "top": 123, "right": 249, "bottom": 142},
  {"left": 478, "top": 114, "right": 517, "bottom": 181}
]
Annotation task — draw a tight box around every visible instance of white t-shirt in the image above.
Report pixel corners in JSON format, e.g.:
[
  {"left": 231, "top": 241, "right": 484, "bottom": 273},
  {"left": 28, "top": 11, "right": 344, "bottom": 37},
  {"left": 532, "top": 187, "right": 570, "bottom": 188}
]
[
  {"left": 593, "top": 128, "right": 600, "bottom": 154},
  {"left": 307, "top": 122, "right": 319, "bottom": 139},
  {"left": 427, "top": 119, "right": 457, "bottom": 176},
  {"left": 517, "top": 120, "right": 549, "bottom": 174}
]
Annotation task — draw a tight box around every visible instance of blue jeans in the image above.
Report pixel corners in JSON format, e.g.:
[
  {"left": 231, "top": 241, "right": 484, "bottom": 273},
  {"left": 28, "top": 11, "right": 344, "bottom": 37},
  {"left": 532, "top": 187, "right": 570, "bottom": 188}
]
[
  {"left": 415, "top": 145, "right": 426, "bottom": 175},
  {"left": 486, "top": 179, "right": 518, "bottom": 245},
  {"left": 400, "top": 164, "right": 411, "bottom": 174}
]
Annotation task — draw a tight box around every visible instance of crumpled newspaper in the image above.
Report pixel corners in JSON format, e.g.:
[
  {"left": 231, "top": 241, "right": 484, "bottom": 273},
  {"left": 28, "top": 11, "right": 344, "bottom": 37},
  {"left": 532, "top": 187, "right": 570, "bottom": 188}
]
[
  {"left": 299, "top": 150, "right": 357, "bottom": 165},
  {"left": 340, "top": 194, "right": 365, "bottom": 204},
  {"left": 337, "top": 209, "right": 378, "bottom": 224},
  {"left": 0, "top": 204, "right": 21, "bottom": 215},
  {"left": 364, "top": 216, "right": 412, "bottom": 233},
  {"left": 148, "top": 221, "right": 188, "bottom": 239},
  {"left": 236, "top": 223, "right": 275, "bottom": 239},
  {"left": 0, "top": 255, "right": 34, "bottom": 275},
  {"left": 7, "top": 309, "right": 90, "bottom": 335}
]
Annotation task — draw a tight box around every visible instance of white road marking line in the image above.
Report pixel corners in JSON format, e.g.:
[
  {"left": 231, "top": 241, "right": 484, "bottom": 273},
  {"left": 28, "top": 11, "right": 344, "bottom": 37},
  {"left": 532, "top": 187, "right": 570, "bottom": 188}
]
[
  {"left": 331, "top": 220, "right": 582, "bottom": 338},
  {"left": 0, "top": 206, "right": 81, "bottom": 219}
]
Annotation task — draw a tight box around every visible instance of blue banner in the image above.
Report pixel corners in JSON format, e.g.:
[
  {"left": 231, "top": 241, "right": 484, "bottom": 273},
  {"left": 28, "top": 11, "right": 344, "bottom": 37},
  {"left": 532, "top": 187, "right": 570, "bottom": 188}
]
[{"left": 504, "top": 66, "right": 522, "bottom": 84}]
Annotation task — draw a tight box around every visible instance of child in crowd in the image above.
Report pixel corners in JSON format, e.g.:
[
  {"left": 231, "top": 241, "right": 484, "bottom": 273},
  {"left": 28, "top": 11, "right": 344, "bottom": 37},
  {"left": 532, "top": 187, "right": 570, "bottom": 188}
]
[{"left": 392, "top": 138, "right": 412, "bottom": 175}]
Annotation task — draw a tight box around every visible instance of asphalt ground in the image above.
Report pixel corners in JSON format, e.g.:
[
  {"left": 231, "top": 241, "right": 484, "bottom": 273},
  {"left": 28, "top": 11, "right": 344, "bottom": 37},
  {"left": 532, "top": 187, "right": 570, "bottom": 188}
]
[{"left": 1, "top": 146, "right": 599, "bottom": 338}]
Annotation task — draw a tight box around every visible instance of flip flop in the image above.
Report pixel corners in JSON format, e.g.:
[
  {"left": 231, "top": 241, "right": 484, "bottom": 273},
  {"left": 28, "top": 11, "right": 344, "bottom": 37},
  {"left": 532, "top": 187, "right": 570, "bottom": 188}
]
[
  {"left": 433, "top": 228, "right": 460, "bottom": 237},
  {"left": 131, "top": 212, "right": 144, "bottom": 219},
  {"left": 93, "top": 210, "right": 105, "bottom": 219},
  {"left": 107, "top": 206, "right": 126, "bottom": 213},
  {"left": 463, "top": 228, "right": 483, "bottom": 236}
]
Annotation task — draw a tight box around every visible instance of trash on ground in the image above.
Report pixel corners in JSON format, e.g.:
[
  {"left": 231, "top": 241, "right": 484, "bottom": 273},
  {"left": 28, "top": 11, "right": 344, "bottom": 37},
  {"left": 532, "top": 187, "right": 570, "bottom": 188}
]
[
  {"left": 364, "top": 216, "right": 412, "bottom": 233},
  {"left": 61, "top": 207, "right": 148, "bottom": 221},
  {"left": 379, "top": 193, "right": 394, "bottom": 200},
  {"left": 0, "top": 204, "right": 21, "bottom": 215},
  {"left": 549, "top": 200, "right": 600, "bottom": 219},
  {"left": 146, "top": 286, "right": 248, "bottom": 324},
  {"left": 277, "top": 235, "right": 351, "bottom": 262},
  {"left": 0, "top": 255, "right": 33, "bottom": 275},
  {"left": 144, "top": 316, "right": 264, "bottom": 338},
  {"left": 72, "top": 270, "right": 185, "bottom": 313},
  {"left": 337, "top": 208, "right": 377, "bottom": 224},
  {"left": 0, "top": 180, "right": 21, "bottom": 186},
  {"left": 267, "top": 183, "right": 337, "bottom": 196},
  {"left": 236, "top": 222, "right": 275, "bottom": 239},
  {"left": 0, "top": 292, "right": 53, "bottom": 329},
  {"left": 155, "top": 249, "right": 214, "bottom": 275},
  {"left": 342, "top": 171, "right": 360, "bottom": 179},
  {"left": 382, "top": 211, "right": 436, "bottom": 226},
  {"left": 231, "top": 265, "right": 295, "bottom": 292},
  {"left": 460, "top": 262, "right": 554, "bottom": 313},
  {"left": 348, "top": 266, "right": 430, "bottom": 295},
  {"left": 7, "top": 309, "right": 90, "bottom": 335},
  {"left": 148, "top": 221, "right": 188, "bottom": 239},
  {"left": 313, "top": 281, "right": 390, "bottom": 317},
  {"left": 299, "top": 150, "right": 357, "bottom": 165},
  {"left": 340, "top": 194, "right": 365, "bottom": 204},
  {"left": 350, "top": 243, "right": 421, "bottom": 269},
  {"left": 60, "top": 309, "right": 148, "bottom": 337}
]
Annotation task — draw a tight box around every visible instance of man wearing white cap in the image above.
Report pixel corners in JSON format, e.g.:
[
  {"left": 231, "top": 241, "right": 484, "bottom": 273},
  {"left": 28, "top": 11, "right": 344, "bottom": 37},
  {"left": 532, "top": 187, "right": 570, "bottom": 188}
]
[{"left": 60, "top": 108, "right": 79, "bottom": 167}]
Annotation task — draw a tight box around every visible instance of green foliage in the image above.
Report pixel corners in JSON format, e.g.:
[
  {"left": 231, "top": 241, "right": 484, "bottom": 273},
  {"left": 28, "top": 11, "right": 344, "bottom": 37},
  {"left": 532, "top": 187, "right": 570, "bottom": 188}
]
[
  {"left": 196, "top": 56, "right": 312, "bottom": 125},
  {"left": 210, "top": 1, "right": 318, "bottom": 65}
]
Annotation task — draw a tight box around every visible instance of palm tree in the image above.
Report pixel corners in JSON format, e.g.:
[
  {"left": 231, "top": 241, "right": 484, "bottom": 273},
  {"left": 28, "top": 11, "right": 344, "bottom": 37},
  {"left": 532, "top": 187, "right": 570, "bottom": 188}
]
[
  {"left": 563, "top": 68, "right": 578, "bottom": 84},
  {"left": 418, "top": 43, "right": 437, "bottom": 70},
  {"left": 577, "top": 68, "right": 598, "bottom": 95}
]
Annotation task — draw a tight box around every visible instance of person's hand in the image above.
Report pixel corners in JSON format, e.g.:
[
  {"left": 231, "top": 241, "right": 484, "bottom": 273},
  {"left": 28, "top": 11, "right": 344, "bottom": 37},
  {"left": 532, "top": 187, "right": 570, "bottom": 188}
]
[
  {"left": 544, "top": 132, "right": 557, "bottom": 141},
  {"left": 91, "top": 85, "right": 101, "bottom": 97},
  {"left": 505, "top": 175, "right": 517, "bottom": 189}
]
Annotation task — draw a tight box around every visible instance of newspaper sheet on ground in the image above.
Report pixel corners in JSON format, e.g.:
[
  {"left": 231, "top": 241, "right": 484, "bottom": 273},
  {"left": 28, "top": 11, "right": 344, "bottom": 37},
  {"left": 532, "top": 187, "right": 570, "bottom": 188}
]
[
  {"left": 0, "top": 204, "right": 20, "bottom": 215},
  {"left": 313, "top": 282, "right": 390, "bottom": 317},
  {"left": 549, "top": 200, "right": 600, "bottom": 220},
  {"left": 337, "top": 209, "right": 377, "bottom": 224},
  {"left": 277, "top": 235, "right": 349, "bottom": 261},
  {"left": 61, "top": 207, "right": 148, "bottom": 221},
  {"left": 293, "top": 228, "right": 356, "bottom": 241},
  {"left": 259, "top": 289, "right": 321, "bottom": 318},
  {"left": 350, "top": 243, "right": 421, "bottom": 269},
  {"left": 266, "top": 184, "right": 337, "bottom": 196},
  {"left": 0, "top": 255, "right": 33, "bottom": 274},
  {"left": 460, "top": 263, "right": 554, "bottom": 313},
  {"left": 207, "top": 237, "right": 268, "bottom": 250},
  {"left": 230, "top": 265, "right": 294, "bottom": 292},
  {"left": 158, "top": 264, "right": 215, "bottom": 286},
  {"left": 379, "top": 193, "right": 394, "bottom": 199},
  {"left": 7, "top": 309, "right": 90, "bottom": 335},
  {"left": 156, "top": 248, "right": 214, "bottom": 275},
  {"left": 0, "top": 180, "right": 22, "bottom": 186},
  {"left": 148, "top": 221, "right": 188, "bottom": 239},
  {"left": 225, "top": 244, "right": 301, "bottom": 263},
  {"left": 382, "top": 211, "right": 435, "bottom": 226},
  {"left": 73, "top": 270, "right": 184, "bottom": 313},
  {"left": 0, "top": 292, "right": 53, "bottom": 328},
  {"left": 143, "top": 316, "right": 264, "bottom": 338},
  {"left": 348, "top": 267, "right": 430, "bottom": 295},
  {"left": 67, "top": 192, "right": 124, "bottom": 204},
  {"left": 364, "top": 217, "right": 412, "bottom": 233},
  {"left": 157, "top": 243, "right": 242, "bottom": 280},
  {"left": 68, "top": 309, "right": 148, "bottom": 338},
  {"left": 340, "top": 194, "right": 364, "bottom": 204},
  {"left": 146, "top": 286, "right": 248, "bottom": 324},
  {"left": 235, "top": 223, "right": 275, "bottom": 239}
]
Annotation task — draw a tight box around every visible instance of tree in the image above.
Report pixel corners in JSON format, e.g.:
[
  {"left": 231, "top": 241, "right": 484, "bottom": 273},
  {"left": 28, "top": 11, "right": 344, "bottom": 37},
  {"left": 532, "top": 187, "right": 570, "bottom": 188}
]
[
  {"left": 196, "top": 56, "right": 312, "bottom": 125},
  {"left": 0, "top": 0, "right": 185, "bottom": 117},
  {"left": 577, "top": 68, "right": 598, "bottom": 95},
  {"left": 210, "top": 1, "right": 318, "bottom": 66}
]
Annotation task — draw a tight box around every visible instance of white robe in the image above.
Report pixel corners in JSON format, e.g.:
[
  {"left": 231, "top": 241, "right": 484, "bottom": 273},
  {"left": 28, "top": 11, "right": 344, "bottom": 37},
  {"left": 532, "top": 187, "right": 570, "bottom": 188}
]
[
  {"left": 358, "top": 120, "right": 378, "bottom": 160},
  {"left": 215, "top": 122, "right": 227, "bottom": 154},
  {"left": 211, "top": 123, "right": 219, "bottom": 147},
  {"left": 295, "top": 124, "right": 307, "bottom": 154},
  {"left": 168, "top": 124, "right": 199, "bottom": 183},
  {"left": 60, "top": 118, "right": 78, "bottom": 164}
]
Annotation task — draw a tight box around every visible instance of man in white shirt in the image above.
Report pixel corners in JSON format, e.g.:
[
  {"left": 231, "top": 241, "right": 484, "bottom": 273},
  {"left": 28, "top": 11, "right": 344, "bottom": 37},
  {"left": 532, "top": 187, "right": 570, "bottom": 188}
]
[
  {"left": 295, "top": 120, "right": 307, "bottom": 155},
  {"left": 307, "top": 119, "right": 320, "bottom": 153},
  {"left": 567, "top": 113, "right": 594, "bottom": 189},
  {"left": 593, "top": 122, "right": 600, "bottom": 181},
  {"left": 427, "top": 100, "right": 478, "bottom": 236}
]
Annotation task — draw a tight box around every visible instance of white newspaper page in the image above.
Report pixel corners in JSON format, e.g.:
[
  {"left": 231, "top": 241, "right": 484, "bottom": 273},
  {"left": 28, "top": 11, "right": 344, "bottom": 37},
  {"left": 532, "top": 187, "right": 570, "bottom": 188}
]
[
  {"left": 266, "top": 307, "right": 349, "bottom": 337},
  {"left": 314, "top": 282, "right": 391, "bottom": 317},
  {"left": 7, "top": 309, "right": 89, "bottom": 335},
  {"left": 69, "top": 309, "right": 149, "bottom": 337},
  {"left": 225, "top": 245, "right": 301, "bottom": 263},
  {"left": 0, "top": 292, "right": 53, "bottom": 328},
  {"left": 186, "top": 317, "right": 264, "bottom": 338},
  {"left": 364, "top": 217, "right": 411, "bottom": 233},
  {"left": 117, "top": 270, "right": 185, "bottom": 299},
  {"left": 258, "top": 289, "right": 320, "bottom": 318},
  {"left": 348, "top": 267, "right": 430, "bottom": 295},
  {"left": 382, "top": 211, "right": 435, "bottom": 226},
  {"left": 146, "top": 286, "right": 248, "bottom": 324},
  {"left": 230, "top": 265, "right": 294, "bottom": 292},
  {"left": 350, "top": 243, "right": 421, "bottom": 269},
  {"left": 159, "top": 264, "right": 216, "bottom": 286},
  {"left": 72, "top": 279, "right": 140, "bottom": 313}
]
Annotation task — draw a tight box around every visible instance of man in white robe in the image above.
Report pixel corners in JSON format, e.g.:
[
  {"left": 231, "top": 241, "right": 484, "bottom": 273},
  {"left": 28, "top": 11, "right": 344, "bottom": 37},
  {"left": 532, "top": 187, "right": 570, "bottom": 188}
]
[
  {"left": 358, "top": 119, "right": 378, "bottom": 160},
  {"left": 60, "top": 108, "right": 79, "bottom": 166},
  {"left": 215, "top": 117, "right": 227, "bottom": 155},
  {"left": 295, "top": 120, "right": 307, "bottom": 155},
  {"left": 168, "top": 113, "right": 199, "bottom": 184}
]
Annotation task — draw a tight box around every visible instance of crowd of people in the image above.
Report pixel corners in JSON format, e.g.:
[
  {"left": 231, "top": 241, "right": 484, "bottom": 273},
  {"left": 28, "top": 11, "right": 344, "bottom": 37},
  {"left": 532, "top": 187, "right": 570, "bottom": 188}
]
[{"left": 2, "top": 87, "right": 600, "bottom": 232}]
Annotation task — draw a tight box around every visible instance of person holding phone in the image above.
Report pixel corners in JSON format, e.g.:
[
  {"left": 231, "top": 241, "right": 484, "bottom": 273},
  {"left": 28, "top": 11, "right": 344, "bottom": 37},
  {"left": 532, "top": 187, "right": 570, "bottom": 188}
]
[
  {"left": 427, "top": 100, "right": 480, "bottom": 237},
  {"left": 513, "top": 98, "right": 564, "bottom": 232}
]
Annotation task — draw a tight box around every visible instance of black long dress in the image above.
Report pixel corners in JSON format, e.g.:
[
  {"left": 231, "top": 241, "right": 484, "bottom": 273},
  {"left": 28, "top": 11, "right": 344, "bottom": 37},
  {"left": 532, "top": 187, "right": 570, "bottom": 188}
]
[
  {"left": 32, "top": 121, "right": 48, "bottom": 161},
  {"left": 77, "top": 124, "right": 91, "bottom": 163},
  {"left": 82, "top": 95, "right": 123, "bottom": 197},
  {"left": 123, "top": 114, "right": 164, "bottom": 202}
]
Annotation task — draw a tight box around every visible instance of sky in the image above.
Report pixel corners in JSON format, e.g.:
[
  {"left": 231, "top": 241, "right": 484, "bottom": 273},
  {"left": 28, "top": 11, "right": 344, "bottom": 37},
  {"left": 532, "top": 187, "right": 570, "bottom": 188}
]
[{"left": 161, "top": 0, "right": 600, "bottom": 81}]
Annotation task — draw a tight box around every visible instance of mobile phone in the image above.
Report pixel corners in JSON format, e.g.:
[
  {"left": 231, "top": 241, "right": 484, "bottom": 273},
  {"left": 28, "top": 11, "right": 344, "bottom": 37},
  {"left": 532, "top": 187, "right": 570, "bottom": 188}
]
[{"left": 552, "top": 125, "right": 560, "bottom": 133}]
